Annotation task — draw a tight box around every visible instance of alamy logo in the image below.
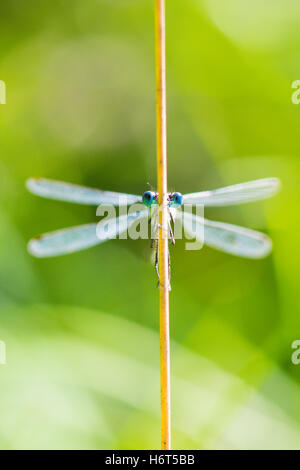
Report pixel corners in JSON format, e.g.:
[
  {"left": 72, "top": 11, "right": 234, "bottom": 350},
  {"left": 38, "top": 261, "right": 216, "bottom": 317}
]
[
  {"left": 0, "top": 80, "right": 6, "bottom": 104},
  {"left": 291, "top": 340, "right": 300, "bottom": 365},
  {"left": 0, "top": 340, "right": 6, "bottom": 365},
  {"left": 96, "top": 203, "right": 205, "bottom": 250}
]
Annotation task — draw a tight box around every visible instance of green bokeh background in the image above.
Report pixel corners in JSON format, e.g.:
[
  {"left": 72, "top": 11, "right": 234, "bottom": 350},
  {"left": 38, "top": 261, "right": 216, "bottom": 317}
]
[{"left": 0, "top": 0, "right": 300, "bottom": 450}]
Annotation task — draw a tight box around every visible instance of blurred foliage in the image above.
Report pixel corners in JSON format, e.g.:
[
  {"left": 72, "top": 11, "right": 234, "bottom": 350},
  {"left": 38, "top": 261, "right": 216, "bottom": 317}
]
[{"left": 0, "top": 0, "right": 300, "bottom": 449}]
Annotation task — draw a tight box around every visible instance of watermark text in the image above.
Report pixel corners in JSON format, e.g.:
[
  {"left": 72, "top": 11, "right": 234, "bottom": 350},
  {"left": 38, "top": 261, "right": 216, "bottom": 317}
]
[
  {"left": 0, "top": 340, "right": 6, "bottom": 365},
  {"left": 0, "top": 80, "right": 6, "bottom": 104},
  {"left": 96, "top": 202, "right": 205, "bottom": 250}
]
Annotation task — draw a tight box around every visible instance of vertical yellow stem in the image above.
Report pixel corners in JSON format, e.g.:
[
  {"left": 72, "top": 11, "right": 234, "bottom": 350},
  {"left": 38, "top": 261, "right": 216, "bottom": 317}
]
[{"left": 154, "top": 0, "right": 171, "bottom": 450}]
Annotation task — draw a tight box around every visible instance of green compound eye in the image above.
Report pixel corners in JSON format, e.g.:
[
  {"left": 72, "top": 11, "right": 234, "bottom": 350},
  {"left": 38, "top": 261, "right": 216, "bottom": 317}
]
[{"left": 142, "top": 191, "right": 155, "bottom": 207}]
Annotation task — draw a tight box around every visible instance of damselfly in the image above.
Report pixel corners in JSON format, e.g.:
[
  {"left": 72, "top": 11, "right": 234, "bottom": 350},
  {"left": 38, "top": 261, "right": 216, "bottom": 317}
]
[{"left": 26, "top": 177, "right": 280, "bottom": 284}]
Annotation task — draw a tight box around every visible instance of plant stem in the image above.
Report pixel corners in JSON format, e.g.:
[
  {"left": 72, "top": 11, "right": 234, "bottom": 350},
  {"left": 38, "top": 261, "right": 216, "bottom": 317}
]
[{"left": 154, "top": 0, "right": 171, "bottom": 450}]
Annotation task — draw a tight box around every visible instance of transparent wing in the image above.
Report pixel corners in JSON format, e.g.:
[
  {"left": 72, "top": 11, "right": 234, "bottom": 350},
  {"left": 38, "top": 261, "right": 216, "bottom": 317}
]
[
  {"left": 182, "top": 178, "right": 280, "bottom": 206},
  {"left": 180, "top": 211, "right": 272, "bottom": 258},
  {"left": 28, "top": 224, "right": 102, "bottom": 257},
  {"left": 26, "top": 178, "right": 142, "bottom": 206},
  {"left": 28, "top": 210, "right": 148, "bottom": 258}
]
